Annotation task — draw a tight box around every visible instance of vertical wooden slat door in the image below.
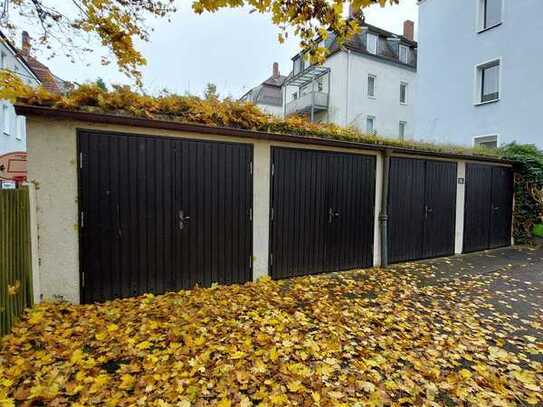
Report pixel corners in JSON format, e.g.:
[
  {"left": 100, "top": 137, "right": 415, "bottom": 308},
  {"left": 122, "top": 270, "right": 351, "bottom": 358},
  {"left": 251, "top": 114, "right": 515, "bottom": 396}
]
[
  {"left": 489, "top": 166, "right": 514, "bottom": 249},
  {"left": 387, "top": 158, "right": 426, "bottom": 263},
  {"left": 464, "top": 164, "right": 513, "bottom": 253},
  {"left": 78, "top": 131, "right": 253, "bottom": 303},
  {"left": 327, "top": 153, "right": 376, "bottom": 272},
  {"left": 270, "top": 148, "right": 375, "bottom": 279},
  {"left": 422, "top": 160, "right": 457, "bottom": 259},
  {"left": 463, "top": 164, "right": 493, "bottom": 253},
  {"left": 269, "top": 148, "right": 329, "bottom": 278},
  {"left": 388, "top": 157, "right": 457, "bottom": 263}
]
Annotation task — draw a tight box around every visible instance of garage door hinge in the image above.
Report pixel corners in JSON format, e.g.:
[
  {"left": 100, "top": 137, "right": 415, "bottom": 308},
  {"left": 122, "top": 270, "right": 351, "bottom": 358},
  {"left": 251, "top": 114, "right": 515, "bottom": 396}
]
[
  {"left": 249, "top": 161, "right": 253, "bottom": 175},
  {"left": 79, "top": 152, "right": 83, "bottom": 169},
  {"left": 81, "top": 272, "right": 85, "bottom": 288},
  {"left": 270, "top": 208, "right": 274, "bottom": 221},
  {"left": 270, "top": 253, "right": 273, "bottom": 266},
  {"left": 80, "top": 211, "right": 85, "bottom": 228},
  {"left": 249, "top": 256, "right": 253, "bottom": 270},
  {"left": 271, "top": 163, "right": 275, "bottom": 176},
  {"left": 249, "top": 208, "right": 253, "bottom": 221}
]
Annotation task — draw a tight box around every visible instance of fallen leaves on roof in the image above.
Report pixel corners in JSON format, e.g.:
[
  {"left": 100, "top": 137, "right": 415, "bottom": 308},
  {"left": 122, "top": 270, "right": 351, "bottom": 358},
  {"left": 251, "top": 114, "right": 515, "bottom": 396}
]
[
  {"left": 0, "top": 264, "right": 541, "bottom": 406},
  {"left": 0, "top": 70, "right": 502, "bottom": 158}
]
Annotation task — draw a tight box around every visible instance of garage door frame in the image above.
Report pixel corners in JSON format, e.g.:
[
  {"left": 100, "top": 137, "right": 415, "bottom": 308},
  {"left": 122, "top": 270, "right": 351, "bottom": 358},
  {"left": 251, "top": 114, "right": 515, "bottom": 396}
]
[
  {"left": 76, "top": 129, "right": 254, "bottom": 303},
  {"left": 269, "top": 147, "right": 376, "bottom": 279},
  {"left": 463, "top": 163, "right": 513, "bottom": 253},
  {"left": 387, "top": 157, "right": 457, "bottom": 263}
]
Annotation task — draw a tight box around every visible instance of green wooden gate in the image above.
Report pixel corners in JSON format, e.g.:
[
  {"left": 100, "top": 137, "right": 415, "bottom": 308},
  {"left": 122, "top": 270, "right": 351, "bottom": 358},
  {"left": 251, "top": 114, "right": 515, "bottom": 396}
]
[{"left": 0, "top": 187, "right": 33, "bottom": 336}]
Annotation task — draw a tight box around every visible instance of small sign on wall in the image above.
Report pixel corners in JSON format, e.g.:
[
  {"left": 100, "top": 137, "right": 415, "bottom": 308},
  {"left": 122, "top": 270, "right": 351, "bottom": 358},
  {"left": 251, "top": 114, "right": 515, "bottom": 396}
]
[
  {"left": 1, "top": 180, "right": 17, "bottom": 189},
  {"left": 0, "top": 151, "right": 27, "bottom": 181}
]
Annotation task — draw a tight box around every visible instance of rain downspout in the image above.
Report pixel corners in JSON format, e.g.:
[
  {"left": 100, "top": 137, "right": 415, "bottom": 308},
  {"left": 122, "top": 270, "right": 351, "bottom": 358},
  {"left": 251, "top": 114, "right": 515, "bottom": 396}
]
[
  {"left": 380, "top": 149, "right": 391, "bottom": 268},
  {"left": 345, "top": 50, "right": 351, "bottom": 126}
]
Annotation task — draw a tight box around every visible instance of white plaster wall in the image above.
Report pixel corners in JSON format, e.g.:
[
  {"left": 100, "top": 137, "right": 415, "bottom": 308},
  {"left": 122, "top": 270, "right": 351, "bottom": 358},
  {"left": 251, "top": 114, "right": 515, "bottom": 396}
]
[
  {"left": 27, "top": 117, "right": 80, "bottom": 303},
  {"left": 347, "top": 53, "right": 416, "bottom": 139},
  {"left": 257, "top": 103, "right": 283, "bottom": 118},
  {"left": 283, "top": 51, "right": 417, "bottom": 139},
  {"left": 455, "top": 161, "right": 466, "bottom": 254},
  {"left": 416, "top": 0, "right": 543, "bottom": 147},
  {"left": 26, "top": 117, "right": 383, "bottom": 303},
  {"left": 0, "top": 41, "right": 40, "bottom": 155}
]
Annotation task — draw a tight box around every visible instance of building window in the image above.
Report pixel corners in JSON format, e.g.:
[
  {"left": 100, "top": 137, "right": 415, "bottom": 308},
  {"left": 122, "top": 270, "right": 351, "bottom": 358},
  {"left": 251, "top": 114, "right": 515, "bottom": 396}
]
[
  {"left": 3, "top": 105, "right": 10, "bottom": 136},
  {"left": 400, "top": 82, "right": 408, "bottom": 104},
  {"left": 367, "top": 33, "right": 378, "bottom": 55},
  {"left": 366, "top": 116, "right": 376, "bottom": 135},
  {"left": 16, "top": 116, "right": 25, "bottom": 141},
  {"left": 399, "top": 45, "right": 409, "bottom": 64},
  {"left": 476, "top": 59, "right": 500, "bottom": 104},
  {"left": 367, "top": 75, "right": 376, "bottom": 98},
  {"left": 293, "top": 57, "right": 301, "bottom": 75},
  {"left": 479, "top": 0, "right": 502, "bottom": 31},
  {"left": 399, "top": 121, "right": 407, "bottom": 140},
  {"left": 474, "top": 135, "right": 498, "bottom": 149}
]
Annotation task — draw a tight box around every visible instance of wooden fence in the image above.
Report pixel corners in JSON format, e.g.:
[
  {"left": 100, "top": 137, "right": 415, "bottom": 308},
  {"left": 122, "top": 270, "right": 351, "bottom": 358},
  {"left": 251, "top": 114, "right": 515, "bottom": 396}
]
[{"left": 0, "top": 187, "right": 33, "bottom": 336}]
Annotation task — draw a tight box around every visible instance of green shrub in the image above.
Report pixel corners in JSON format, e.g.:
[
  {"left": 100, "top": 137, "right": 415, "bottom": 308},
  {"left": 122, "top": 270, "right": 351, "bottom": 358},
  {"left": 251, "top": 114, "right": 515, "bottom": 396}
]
[{"left": 500, "top": 143, "right": 543, "bottom": 243}]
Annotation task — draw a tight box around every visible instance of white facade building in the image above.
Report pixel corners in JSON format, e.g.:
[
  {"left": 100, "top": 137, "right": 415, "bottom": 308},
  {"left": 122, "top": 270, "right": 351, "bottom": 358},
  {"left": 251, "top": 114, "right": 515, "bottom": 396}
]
[
  {"left": 416, "top": 0, "right": 543, "bottom": 148},
  {"left": 282, "top": 20, "right": 417, "bottom": 140},
  {"left": 0, "top": 33, "right": 40, "bottom": 155}
]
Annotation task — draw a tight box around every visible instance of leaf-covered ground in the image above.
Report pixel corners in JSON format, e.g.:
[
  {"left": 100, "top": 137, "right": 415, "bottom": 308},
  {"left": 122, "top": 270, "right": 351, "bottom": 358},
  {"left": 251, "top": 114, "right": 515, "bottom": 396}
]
[{"left": 1, "top": 248, "right": 542, "bottom": 406}]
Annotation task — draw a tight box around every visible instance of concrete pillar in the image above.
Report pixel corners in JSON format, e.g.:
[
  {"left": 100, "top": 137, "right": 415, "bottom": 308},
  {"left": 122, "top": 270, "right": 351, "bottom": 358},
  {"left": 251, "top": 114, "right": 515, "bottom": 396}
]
[
  {"left": 455, "top": 161, "right": 466, "bottom": 254},
  {"left": 27, "top": 182, "right": 41, "bottom": 303},
  {"left": 252, "top": 142, "right": 271, "bottom": 279},
  {"left": 373, "top": 152, "right": 384, "bottom": 267}
]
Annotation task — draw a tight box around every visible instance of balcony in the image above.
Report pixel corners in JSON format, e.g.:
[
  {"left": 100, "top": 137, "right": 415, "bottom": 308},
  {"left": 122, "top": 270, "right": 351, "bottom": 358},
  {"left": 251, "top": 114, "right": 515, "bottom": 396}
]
[{"left": 285, "top": 91, "right": 329, "bottom": 116}]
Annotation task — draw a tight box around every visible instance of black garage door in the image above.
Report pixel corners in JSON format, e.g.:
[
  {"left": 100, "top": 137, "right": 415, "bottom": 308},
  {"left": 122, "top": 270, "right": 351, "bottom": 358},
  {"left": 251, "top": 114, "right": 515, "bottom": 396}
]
[
  {"left": 388, "top": 157, "right": 457, "bottom": 263},
  {"left": 269, "top": 148, "right": 376, "bottom": 279},
  {"left": 77, "top": 130, "right": 253, "bottom": 303},
  {"left": 463, "top": 164, "right": 513, "bottom": 253}
]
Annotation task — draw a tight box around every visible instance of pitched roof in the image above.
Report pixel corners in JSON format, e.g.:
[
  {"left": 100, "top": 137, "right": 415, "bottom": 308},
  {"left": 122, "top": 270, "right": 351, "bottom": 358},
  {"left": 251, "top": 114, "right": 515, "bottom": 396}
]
[
  {"left": 241, "top": 72, "right": 287, "bottom": 106},
  {"left": 294, "top": 21, "right": 418, "bottom": 69},
  {"left": 20, "top": 53, "right": 67, "bottom": 94},
  {"left": 0, "top": 31, "right": 40, "bottom": 84},
  {"left": 262, "top": 74, "right": 287, "bottom": 88},
  {"left": 0, "top": 30, "right": 69, "bottom": 94}
]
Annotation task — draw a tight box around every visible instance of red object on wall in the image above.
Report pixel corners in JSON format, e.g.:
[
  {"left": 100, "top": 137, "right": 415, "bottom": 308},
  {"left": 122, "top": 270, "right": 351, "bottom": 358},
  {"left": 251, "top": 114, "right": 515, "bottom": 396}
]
[{"left": 0, "top": 152, "right": 27, "bottom": 181}]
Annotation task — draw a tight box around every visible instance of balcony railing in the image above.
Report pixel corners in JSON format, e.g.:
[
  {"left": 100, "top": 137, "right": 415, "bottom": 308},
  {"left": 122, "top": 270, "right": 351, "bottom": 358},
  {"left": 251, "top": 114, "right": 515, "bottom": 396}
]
[{"left": 285, "top": 91, "right": 329, "bottom": 116}]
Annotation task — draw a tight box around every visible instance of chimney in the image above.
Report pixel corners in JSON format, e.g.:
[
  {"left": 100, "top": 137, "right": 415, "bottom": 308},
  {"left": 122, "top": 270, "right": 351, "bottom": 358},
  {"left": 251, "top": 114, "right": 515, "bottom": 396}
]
[
  {"left": 403, "top": 20, "right": 414, "bottom": 41},
  {"left": 21, "top": 31, "right": 31, "bottom": 55},
  {"left": 273, "top": 62, "right": 280, "bottom": 79}
]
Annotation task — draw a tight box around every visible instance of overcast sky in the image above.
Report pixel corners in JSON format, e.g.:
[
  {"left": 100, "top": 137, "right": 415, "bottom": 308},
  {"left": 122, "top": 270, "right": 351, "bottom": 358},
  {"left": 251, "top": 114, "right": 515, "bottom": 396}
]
[{"left": 38, "top": 0, "right": 418, "bottom": 98}]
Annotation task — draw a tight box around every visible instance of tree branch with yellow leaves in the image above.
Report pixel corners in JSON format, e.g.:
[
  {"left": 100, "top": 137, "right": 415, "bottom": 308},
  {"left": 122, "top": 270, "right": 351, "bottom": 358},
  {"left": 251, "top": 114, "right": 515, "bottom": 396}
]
[{"left": 0, "top": 0, "right": 397, "bottom": 86}]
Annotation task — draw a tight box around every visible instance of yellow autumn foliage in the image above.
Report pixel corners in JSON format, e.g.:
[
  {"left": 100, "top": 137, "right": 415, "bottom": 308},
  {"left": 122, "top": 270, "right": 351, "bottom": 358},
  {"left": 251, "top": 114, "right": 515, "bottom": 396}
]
[
  {"left": 0, "top": 264, "right": 541, "bottom": 406},
  {"left": 0, "top": 70, "right": 501, "bottom": 158}
]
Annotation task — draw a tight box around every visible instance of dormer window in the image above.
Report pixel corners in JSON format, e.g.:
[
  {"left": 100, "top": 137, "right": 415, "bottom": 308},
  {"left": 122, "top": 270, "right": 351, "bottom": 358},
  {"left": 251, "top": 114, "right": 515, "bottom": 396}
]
[
  {"left": 399, "top": 45, "right": 409, "bottom": 64},
  {"left": 367, "top": 33, "right": 378, "bottom": 55}
]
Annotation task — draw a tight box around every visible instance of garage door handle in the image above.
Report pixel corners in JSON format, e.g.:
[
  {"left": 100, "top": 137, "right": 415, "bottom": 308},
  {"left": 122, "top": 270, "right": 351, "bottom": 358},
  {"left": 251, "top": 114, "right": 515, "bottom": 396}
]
[
  {"left": 178, "top": 210, "right": 191, "bottom": 230},
  {"left": 425, "top": 205, "right": 433, "bottom": 218},
  {"left": 328, "top": 208, "right": 340, "bottom": 223}
]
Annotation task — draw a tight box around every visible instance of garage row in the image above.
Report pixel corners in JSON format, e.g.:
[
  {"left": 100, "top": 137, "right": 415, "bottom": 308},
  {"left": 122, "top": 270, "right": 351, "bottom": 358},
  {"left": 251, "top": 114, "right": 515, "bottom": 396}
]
[{"left": 76, "top": 130, "right": 514, "bottom": 303}]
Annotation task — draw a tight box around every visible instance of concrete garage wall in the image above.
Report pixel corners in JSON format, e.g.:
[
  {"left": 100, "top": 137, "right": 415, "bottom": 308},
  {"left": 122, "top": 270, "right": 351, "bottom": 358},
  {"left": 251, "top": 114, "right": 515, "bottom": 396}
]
[
  {"left": 25, "top": 113, "right": 514, "bottom": 304},
  {"left": 26, "top": 116, "right": 383, "bottom": 303}
]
